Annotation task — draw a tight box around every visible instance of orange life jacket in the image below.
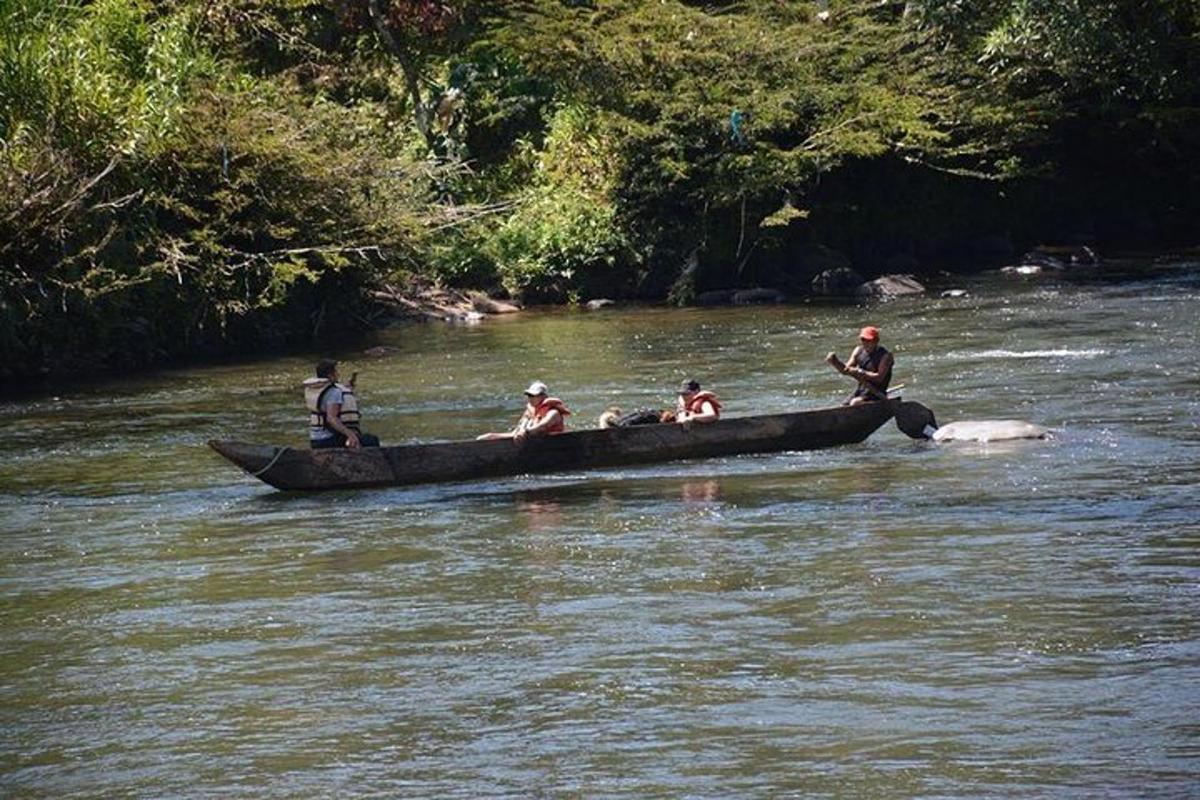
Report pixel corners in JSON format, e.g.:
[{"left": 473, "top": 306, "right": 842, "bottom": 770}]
[
  {"left": 685, "top": 391, "right": 721, "bottom": 418},
  {"left": 529, "top": 397, "right": 571, "bottom": 434}
]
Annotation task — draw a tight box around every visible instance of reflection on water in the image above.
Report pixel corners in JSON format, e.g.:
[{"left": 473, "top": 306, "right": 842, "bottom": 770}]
[
  {"left": 680, "top": 479, "right": 721, "bottom": 503},
  {"left": 515, "top": 497, "right": 567, "bottom": 531},
  {"left": 1, "top": 261, "right": 1199, "bottom": 798}
]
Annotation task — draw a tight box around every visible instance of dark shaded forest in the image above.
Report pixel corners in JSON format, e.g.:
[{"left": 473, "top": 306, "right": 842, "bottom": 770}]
[{"left": 3, "top": 0, "right": 1197, "bottom": 379}]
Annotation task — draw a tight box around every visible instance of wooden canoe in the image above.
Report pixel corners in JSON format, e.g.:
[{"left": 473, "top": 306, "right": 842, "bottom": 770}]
[{"left": 210, "top": 399, "right": 906, "bottom": 491}]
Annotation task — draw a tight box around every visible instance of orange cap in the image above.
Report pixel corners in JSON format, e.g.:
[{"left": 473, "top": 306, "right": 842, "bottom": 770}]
[{"left": 859, "top": 326, "right": 880, "bottom": 341}]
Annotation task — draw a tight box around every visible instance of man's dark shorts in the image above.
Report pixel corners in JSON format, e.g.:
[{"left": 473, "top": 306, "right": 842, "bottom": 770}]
[{"left": 311, "top": 432, "right": 381, "bottom": 449}]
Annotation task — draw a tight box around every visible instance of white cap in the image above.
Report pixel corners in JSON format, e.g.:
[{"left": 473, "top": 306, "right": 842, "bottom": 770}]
[{"left": 524, "top": 380, "right": 549, "bottom": 396}]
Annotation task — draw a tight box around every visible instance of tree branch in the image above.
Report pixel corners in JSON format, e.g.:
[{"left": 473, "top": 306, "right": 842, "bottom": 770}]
[{"left": 367, "top": 0, "right": 435, "bottom": 149}]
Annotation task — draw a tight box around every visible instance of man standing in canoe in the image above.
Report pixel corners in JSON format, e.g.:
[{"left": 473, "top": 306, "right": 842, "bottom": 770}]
[
  {"left": 304, "top": 359, "right": 381, "bottom": 449},
  {"left": 826, "top": 325, "right": 894, "bottom": 404},
  {"left": 477, "top": 381, "right": 571, "bottom": 441},
  {"left": 676, "top": 379, "right": 721, "bottom": 424}
]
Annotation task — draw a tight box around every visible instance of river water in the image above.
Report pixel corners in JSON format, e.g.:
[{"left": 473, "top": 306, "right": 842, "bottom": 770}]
[{"left": 2, "top": 261, "right": 1198, "bottom": 798}]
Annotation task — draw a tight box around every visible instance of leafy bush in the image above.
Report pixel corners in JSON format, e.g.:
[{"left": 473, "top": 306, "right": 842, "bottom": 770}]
[
  {"left": 481, "top": 106, "right": 637, "bottom": 301},
  {"left": 0, "top": 0, "right": 431, "bottom": 377}
]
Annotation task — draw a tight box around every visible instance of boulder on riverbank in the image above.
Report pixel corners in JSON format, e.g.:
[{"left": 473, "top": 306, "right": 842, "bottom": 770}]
[
  {"left": 470, "top": 292, "right": 522, "bottom": 314},
  {"left": 811, "top": 267, "right": 865, "bottom": 297},
  {"left": 732, "top": 288, "right": 786, "bottom": 305},
  {"left": 856, "top": 274, "right": 926, "bottom": 300}
]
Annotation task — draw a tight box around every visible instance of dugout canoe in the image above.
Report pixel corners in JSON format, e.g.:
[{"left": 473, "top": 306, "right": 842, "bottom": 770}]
[{"left": 210, "top": 399, "right": 924, "bottom": 491}]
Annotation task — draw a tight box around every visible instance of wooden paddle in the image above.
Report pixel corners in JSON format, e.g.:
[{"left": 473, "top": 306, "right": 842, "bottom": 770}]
[{"left": 825, "top": 352, "right": 889, "bottom": 400}]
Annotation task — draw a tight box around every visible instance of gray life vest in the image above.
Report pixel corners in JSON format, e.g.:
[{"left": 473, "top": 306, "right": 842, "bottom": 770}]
[{"left": 304, "top": 377, "right": 361, "bottom": 434}]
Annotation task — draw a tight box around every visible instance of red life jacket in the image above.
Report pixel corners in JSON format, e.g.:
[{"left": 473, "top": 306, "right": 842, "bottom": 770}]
[
  {"left": 685, "top": 391, "right": 721, "bottom": 418},
  {"left": 530, "top": 397, "right": 571, "bottom": 434}
]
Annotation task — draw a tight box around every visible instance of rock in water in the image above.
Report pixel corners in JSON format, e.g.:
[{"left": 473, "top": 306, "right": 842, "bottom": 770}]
[
  {"left": 1020, "top": 251, "right": 1068, "bottom": 270},
  {"left": 1071, "top": 246, "right": 1099, "bottom": 266},
  {"left": 1001, "top": 265, "right": 1044, "bottom": 276},
  {"left": 856, "top": 274, "right": 925, "bottom": 300},
  {"left": 931, "top": 420, "right": 1050, "bottom": 443}
]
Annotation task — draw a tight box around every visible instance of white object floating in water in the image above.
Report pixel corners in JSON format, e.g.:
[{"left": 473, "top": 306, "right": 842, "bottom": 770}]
[
  {"left": 448, "top": 311, "right": 485, "bottom": 325},
  {"left": 945, "top": 348, "right": 1108, "bottom": 361},
  {"left": 932, "top": 420, "right": 1050, "bottom": 443}
]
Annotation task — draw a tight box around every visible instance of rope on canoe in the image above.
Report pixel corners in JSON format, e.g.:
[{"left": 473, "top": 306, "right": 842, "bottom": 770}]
[{"left": 251, "top": 446, "right": 290, "bottom": 477}]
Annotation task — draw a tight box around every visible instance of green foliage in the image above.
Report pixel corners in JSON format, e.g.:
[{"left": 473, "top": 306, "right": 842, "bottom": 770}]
[
  {"left": 0, "top": 0, "right": 431, "bottom": 376},
  {"left": 982, "top": 1, "right": 1194, "bottom": 104},
  {"left": 481, "top": 0, "right": 992, "bottom": 288},
  {"left": 1, "top": 0, "right": 1197, "bottom": 379},
  {"left": 481, "top": 106, "right": 635, "bottom": 300},
  {"left": 0, "top": 0, "right": 211, "bottom": 161}
]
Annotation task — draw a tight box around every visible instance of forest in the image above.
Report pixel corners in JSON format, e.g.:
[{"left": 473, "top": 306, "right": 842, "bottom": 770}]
[{"left": 2, "top": 0, "right": 1197, "bottom": 379}]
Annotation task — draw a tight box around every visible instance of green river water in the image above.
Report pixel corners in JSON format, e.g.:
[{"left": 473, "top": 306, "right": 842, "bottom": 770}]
[{"left": 1, "top": 261, "right": 1198, "bottom": 798}]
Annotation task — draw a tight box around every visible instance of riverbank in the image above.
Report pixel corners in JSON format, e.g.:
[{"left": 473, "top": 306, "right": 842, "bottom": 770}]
[{"left": 7, "top": 251, "right": 1195, "bottom": 402}]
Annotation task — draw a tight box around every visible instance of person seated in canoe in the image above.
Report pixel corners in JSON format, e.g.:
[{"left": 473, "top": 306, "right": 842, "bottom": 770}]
[
  {"left": 825, "top": 325, "right": 893, "bottom": 405},
  {"left": 476, "top": 381, "right": 571, "bottom": 441},
  {"left": 598, "top": 406, "right": 676, "bottom": 428},
  {"left": 304, "top": 359, "right": 381, "bottom": 449},
  {"left": 676, "top": 379, "right": 721, "bottom": 424}
]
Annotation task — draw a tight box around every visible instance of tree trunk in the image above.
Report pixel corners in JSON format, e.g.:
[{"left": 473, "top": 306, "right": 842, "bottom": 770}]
[{"left": 366, "top": 0, "right": 436, "bottom": 150}]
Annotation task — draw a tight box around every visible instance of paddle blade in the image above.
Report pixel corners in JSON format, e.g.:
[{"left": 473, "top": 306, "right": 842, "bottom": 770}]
[{"left": 895, "top": 401, "right": 938, "bottom": 439}]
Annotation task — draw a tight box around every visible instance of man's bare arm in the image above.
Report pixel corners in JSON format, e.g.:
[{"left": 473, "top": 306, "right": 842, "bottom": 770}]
[
  {"left": 325, "top": 402, "right": 361, "bottom": 447},
  {"left": 517, "top": 409, "right": 560, "bottom": 439},
  {"left": 852, "top": 352, "right": 892, "bottom": 386}
]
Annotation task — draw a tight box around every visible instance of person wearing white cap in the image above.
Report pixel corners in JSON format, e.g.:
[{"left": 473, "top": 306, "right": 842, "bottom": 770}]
[{"left": 476, "top": 381, "right": 572, "bottom": 441}]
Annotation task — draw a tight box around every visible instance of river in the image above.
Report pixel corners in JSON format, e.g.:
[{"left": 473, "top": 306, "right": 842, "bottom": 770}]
[{"left": 2, "top": 260, "right": 1198, "bottom": 798}]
